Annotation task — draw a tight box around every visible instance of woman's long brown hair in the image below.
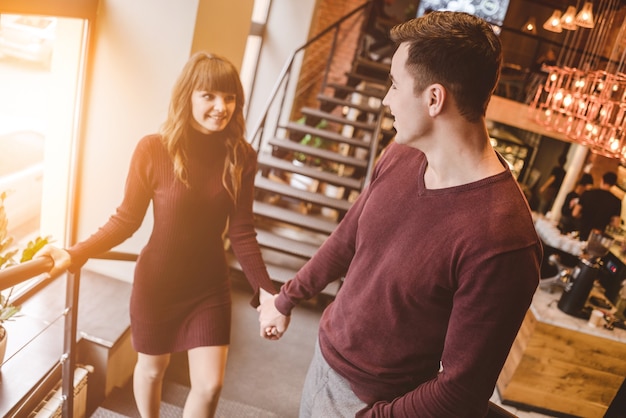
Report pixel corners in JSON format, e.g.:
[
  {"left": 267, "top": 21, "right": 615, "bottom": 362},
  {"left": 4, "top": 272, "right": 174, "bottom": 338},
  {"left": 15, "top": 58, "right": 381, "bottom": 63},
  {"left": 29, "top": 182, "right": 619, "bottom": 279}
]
[{"left": 160, "top": 52, "right": 248, "bottom": 203}]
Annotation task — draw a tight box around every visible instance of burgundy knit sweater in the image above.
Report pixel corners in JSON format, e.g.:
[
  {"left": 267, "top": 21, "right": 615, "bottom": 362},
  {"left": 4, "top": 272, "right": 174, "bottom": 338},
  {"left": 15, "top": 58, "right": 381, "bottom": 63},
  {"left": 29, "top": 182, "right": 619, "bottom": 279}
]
[
  {"left": 276, "top": 142, "right": 542, "bottom": 417},
  {"left": 67, "top": 130, "right": 275, "bottom": 353}
]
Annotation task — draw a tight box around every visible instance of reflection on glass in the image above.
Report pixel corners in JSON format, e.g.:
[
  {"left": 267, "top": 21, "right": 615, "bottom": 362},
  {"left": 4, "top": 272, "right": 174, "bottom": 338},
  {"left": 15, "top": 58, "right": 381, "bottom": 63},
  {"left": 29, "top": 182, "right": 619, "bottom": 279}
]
[
  {"left": 0, "top": 13, "right": 53, "bottom": 244},
  {"left": 0, "top": 13, "right": 87, "bottom": 294}
]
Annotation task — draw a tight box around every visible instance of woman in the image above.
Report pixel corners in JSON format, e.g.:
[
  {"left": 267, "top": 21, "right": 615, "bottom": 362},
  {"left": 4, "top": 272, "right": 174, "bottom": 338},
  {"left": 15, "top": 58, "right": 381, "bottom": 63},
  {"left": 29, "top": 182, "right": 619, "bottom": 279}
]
[{"left": 38, "top": 52, "right": 277, "bottom": 417}]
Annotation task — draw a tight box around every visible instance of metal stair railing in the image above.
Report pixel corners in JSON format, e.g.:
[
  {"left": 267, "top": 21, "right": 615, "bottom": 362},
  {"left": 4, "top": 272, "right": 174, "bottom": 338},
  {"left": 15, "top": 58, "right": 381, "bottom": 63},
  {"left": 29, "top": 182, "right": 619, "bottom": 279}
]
[
  {"left": 0, "top": 250, "right": 137, "bottom": 417},
  {"left": 249, "top": 1, "right": 387, "bottom": 189}
]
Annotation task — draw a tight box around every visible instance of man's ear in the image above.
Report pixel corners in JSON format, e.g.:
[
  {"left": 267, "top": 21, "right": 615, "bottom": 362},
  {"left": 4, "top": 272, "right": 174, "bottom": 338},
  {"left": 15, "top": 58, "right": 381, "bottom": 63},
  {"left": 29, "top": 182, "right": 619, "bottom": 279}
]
[{"left": 427, "top": 84, "right": 446, "bottom": 117}]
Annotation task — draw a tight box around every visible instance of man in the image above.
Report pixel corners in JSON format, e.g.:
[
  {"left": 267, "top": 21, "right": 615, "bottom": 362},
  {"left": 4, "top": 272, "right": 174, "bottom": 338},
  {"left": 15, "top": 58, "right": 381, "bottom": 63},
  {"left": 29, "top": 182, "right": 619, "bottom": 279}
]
[
  {"left": 573, "top": 171, "right": 622, "bottom": 241},
  {"left": 558, "top": 173, "right": 594, "bottom": 234},
  {"left": 259, "top": 11, "right": 541, "bottom": 417}
]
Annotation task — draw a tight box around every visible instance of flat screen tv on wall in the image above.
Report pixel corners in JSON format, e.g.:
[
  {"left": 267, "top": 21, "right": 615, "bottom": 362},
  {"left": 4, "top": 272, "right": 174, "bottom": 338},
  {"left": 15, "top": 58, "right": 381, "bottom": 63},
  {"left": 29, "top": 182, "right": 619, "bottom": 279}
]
[{"left": 416, "top": 0, "right": 510, "bottom": 27}]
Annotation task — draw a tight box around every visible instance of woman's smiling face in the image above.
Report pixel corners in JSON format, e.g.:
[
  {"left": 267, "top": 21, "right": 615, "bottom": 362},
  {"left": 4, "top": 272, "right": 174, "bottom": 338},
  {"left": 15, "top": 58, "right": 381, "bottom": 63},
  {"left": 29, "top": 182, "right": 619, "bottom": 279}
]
[{"left": 190, "top": 90, "right": 236, "bottom": 134}]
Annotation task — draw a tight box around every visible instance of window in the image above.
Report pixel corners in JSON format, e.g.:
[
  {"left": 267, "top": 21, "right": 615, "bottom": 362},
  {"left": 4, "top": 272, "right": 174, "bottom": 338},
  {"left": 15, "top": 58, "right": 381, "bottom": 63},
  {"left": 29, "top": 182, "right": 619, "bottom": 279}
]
[{"left": 0, "top": 0, "right": 96, "bottom": 298}]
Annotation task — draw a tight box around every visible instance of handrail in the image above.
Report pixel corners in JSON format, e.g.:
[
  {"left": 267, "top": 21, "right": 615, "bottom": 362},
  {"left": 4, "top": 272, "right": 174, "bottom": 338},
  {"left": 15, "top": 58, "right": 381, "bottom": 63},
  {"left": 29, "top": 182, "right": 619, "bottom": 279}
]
[
  {"left": 249, "top": 1, "right": 372, "bottom": 151},
  {"left": 0, "top": 257, "right": 53, "bottom": 292},
  {"left": 0, "top": 249, "right": 138, "bottom": 417},
  {"left": 94, "top": 250, "right": 139, "bottom": 262}
]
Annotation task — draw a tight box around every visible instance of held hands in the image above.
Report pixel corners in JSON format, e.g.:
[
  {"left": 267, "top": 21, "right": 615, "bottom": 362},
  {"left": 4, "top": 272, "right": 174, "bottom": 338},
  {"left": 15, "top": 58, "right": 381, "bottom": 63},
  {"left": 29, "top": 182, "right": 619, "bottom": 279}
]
[
  {"left": 259, "top": 288, "right": 274, "bottom": 305},
  {"left": 257, "top": 293, "right": 290, "bottom": 340},
  {"left": 35, "top": 244, "right": 72, "bottom": 279}
]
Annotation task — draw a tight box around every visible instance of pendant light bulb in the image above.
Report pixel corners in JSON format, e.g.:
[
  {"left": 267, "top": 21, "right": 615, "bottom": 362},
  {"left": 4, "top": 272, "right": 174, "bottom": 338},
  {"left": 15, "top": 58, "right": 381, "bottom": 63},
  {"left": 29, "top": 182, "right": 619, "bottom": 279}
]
[
  {"left": 575, "top": 2, "right": 595, "bottom": 28},
  {"left": 544, "top": 10, "right": 563, "bottom": 33},
  {"left": 561, "top": 6, "right": 578, "bottom": 30},
  {"left": 522, "top": 16, "right": 538, "bottom": 34}
]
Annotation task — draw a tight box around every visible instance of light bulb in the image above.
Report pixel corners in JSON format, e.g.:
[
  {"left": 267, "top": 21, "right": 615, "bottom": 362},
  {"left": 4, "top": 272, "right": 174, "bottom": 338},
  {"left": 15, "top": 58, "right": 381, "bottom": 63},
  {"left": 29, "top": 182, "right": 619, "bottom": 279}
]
[
  {"left": 575, "top": 2, "right": 594, "bottom": 28},
  {"left": 561, "top": 6, "right": 577, "bottom": 30},
  {"left": 522, "top": 17, "right": 537, "bottom": 34},
  {"left": 543, "top": 10, "right": 563, "bottom": 33}
]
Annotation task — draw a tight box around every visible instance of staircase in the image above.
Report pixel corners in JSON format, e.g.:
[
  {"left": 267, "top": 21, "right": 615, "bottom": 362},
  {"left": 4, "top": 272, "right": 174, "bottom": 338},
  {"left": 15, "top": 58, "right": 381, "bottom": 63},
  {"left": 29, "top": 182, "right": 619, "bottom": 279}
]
[
  {"left": 229, "top": 3, "right": 395, "bottom": 297},
  {"left": 91, "top": 380, "right": 279, "bottom": 418}
]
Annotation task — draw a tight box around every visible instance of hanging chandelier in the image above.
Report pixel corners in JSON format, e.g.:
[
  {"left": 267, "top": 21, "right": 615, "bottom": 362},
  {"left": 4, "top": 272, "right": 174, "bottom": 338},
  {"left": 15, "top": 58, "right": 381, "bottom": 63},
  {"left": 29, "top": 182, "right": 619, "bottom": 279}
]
[{"left": 529, "top": 0, "right": 626, "bottom": 163}]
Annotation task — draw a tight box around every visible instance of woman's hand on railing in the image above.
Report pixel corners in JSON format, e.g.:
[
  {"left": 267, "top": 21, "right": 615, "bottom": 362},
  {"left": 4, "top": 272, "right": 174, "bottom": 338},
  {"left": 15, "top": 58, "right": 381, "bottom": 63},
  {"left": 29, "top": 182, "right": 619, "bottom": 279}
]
[{"left": 35, "top": 244, "right": 72, "bottom": 279}]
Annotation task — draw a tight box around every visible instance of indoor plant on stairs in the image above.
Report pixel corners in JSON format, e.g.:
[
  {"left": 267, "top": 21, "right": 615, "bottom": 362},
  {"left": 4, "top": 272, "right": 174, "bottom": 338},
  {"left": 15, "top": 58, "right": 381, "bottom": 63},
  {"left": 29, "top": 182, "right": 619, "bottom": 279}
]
[{"left": 0, "top": 191, "right": 50, "bottom": 365}]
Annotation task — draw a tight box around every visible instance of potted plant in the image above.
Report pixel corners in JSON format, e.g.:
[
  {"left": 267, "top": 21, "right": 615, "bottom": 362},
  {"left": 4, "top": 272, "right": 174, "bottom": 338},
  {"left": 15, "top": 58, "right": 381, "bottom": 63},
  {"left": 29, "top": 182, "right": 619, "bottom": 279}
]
[{"left": 0, "top": 191, "right": 50, "bottom": 365}]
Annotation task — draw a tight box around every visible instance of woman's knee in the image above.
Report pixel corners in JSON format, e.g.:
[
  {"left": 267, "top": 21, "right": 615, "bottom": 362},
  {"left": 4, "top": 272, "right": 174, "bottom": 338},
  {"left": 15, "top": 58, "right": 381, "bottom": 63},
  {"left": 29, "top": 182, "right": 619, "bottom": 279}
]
[
  {"left": 135, "top": 353, "right": 171, "bottom": 381},
  {"left": 187, "top": 345, "right": 229, "bottom": 398},
  {"left": 191, "top": 379, "right": 223, "bottom": 401}
]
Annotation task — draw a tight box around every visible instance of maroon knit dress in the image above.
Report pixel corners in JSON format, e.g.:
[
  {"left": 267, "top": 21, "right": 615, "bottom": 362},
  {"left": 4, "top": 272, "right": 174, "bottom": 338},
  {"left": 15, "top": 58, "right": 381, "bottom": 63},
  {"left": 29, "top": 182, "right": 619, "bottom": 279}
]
[{"left": 67, "top": 129, "right": 275, "bottom": 354}]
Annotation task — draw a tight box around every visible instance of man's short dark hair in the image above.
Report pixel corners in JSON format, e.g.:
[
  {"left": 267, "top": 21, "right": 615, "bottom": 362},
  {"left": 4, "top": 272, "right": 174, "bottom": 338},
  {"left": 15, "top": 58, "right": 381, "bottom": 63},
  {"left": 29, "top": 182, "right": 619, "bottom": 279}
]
[
  {"left": 579, "top": 173, "right": 594, "bottom": 186},
  {"left": 603, "top": 171, "right": 618, "bottom": 186},
  {"left": 389, "top": 11, "right": 502, "bottom": 122}
]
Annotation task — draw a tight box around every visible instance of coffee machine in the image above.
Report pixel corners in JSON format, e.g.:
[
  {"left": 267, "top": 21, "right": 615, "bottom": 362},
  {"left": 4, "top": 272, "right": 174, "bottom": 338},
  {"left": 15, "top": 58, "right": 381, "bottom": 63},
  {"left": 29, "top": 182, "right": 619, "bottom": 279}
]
[{"left": 557, "top": 229, "right": 615, "bottom": 317}]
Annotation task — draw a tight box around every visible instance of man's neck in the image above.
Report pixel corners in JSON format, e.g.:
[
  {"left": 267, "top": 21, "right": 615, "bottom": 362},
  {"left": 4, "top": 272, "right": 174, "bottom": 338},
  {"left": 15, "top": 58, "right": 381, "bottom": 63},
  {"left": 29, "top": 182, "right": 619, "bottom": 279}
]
[{"left": 422, "top": 122, "right": 505, "bottom": 189}]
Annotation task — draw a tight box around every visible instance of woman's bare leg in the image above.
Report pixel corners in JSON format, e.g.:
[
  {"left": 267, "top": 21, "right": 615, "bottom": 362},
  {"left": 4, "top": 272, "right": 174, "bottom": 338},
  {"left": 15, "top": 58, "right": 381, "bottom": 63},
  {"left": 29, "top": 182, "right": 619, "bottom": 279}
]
[
  {"left": 183, "top": 345, "right": 229, "bottom": 418},
  {"left": 133, "top": 352, "right": 171, "bottom": 418}
]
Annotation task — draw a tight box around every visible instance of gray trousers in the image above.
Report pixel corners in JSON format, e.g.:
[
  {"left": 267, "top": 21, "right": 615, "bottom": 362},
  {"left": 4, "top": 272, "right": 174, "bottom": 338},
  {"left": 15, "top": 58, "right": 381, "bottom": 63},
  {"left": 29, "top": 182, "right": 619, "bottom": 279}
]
[{"left": 299, "top": 340, "right": 368, "bottom": 417}]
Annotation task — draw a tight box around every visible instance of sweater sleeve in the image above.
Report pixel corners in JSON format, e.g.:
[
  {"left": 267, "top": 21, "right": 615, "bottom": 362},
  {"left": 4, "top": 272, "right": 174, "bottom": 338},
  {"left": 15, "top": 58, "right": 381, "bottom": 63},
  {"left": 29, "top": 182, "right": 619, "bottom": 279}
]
[
  {"left": 358, "top": 246, "right": 540, "bottom": 418},
  {"left": 228, "top": 145, "right": 277, "bottom": 306},
  {"left": 66, "top": 137, "right": 153, "bottom": 270},
  {"left": 274, "top": 144, "right": 392, "bottom": 315}
]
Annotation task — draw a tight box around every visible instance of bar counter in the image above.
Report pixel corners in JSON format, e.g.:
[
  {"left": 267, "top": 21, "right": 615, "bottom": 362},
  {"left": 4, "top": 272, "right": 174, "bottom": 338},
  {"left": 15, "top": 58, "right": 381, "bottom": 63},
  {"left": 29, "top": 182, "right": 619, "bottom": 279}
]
[
  {"left": 497, "top": 288, "right": 626, "bottom": 417},
  {"left": 496, "top": 216, "right": 626, "bottom": 417}
]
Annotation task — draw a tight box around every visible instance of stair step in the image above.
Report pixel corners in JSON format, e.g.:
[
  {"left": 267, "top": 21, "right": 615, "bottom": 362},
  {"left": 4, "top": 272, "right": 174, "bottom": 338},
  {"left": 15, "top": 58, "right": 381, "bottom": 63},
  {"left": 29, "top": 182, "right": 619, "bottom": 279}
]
[
  {"left": 256, "top": 229, "right": 319, "bottom": 259},
  {"left": 266, "top": 137, "right": 368, "bottom": 168},
  {"left": 93, "top": 384, "right": 185, "bottom": 418},
  {"left": 92, "top": 380, "right": 280, "bottom": 417},
  {"left": 345, "top": 71, "right": 390, "bottom": 88},
  {"left": 90, "top": 409, "right": 128, "bottom": 417},
  {"left": 257, "top": 153, "right": 362, "bottom": 190},
  {"left": 281, "top": 121, "right": 372, "bottom": 149},
  {"left": 227, "top": 252, "right": 341, "bottom": 296},
  {"left": 253, "top": 201, "right": 337, "bottom": 235},
  {"left": 354, "top": 56, "right": 391, "bottom": 73},
  {"left": 255, "top": 174, "right": 353, "bottom": 212},
  {"left": 316, "top": 93, "right": 382, "bottom": 114},
  {"left": 327, "top": 82, "right": 386, "bottom": 99},
  {"left": 228, "top": 250, "right": 304, "bottom": 284},
  {"left": 300, "top": 107, "right": 377, "bottom": 131}
]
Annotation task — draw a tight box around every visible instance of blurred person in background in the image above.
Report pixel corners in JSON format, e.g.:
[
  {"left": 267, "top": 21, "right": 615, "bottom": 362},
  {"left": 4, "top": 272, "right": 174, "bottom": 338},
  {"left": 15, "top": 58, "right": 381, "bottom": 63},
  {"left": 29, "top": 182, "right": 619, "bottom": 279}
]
[
  {"left": 537, "top": 154, "right": 567, "bottom": 215},
  {"left": 573, "top": 171, "right": 622, "bottom": 241},
  {"left": 558, "top": 173, "right": 593, "bottom": 234}
]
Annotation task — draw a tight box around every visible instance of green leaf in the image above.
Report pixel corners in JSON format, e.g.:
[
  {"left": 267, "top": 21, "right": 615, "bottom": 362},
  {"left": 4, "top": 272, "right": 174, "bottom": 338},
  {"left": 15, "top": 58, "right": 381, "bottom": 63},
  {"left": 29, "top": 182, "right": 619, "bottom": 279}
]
[
  {"left": 0, "top": 305, "right": 20, "bottom": 322},
  {"left": 20, "top": 236, "right": 51, "bottom": 263},
  {"left": 0, "top": 190, "right": 54, "bottom": 323}
]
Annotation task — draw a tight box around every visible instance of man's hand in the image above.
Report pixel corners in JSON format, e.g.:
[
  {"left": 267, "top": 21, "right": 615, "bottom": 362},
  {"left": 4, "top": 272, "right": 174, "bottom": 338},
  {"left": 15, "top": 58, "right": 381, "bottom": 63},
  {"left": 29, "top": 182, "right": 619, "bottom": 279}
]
[
  {"left": 35, "top": 244, "right": 72, "bottom": 279},
  {"left": 257, "top": 294, "right": 290, "bottom": 340}
]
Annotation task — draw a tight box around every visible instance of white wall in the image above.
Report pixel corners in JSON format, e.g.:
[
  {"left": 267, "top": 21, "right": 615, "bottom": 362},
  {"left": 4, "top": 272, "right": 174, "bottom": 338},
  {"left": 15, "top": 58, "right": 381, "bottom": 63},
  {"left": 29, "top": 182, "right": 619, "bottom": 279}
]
[
  {"left": 73, "top": 0, "right": 197, "bottom": 280},
  {"left": 70, "top": 0, "right": 316, "bottom": 280},
  {"left": 245, "top": 0, "right": 317, "bottom": 140}
]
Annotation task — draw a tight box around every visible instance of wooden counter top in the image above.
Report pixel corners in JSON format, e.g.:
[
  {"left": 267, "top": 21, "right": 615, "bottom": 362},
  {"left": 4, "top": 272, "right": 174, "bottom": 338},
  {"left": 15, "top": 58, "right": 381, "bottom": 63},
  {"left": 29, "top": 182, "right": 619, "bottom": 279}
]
[{"left": 497, "top": 288, "right": 626, "bottom": 417}]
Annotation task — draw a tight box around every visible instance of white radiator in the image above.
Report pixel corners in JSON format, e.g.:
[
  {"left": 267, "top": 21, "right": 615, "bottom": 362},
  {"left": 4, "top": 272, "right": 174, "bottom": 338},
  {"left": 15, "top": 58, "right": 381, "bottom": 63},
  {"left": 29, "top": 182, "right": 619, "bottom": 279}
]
[{"left": 28, "top": 366, "right": 90, "bottom": 418}]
